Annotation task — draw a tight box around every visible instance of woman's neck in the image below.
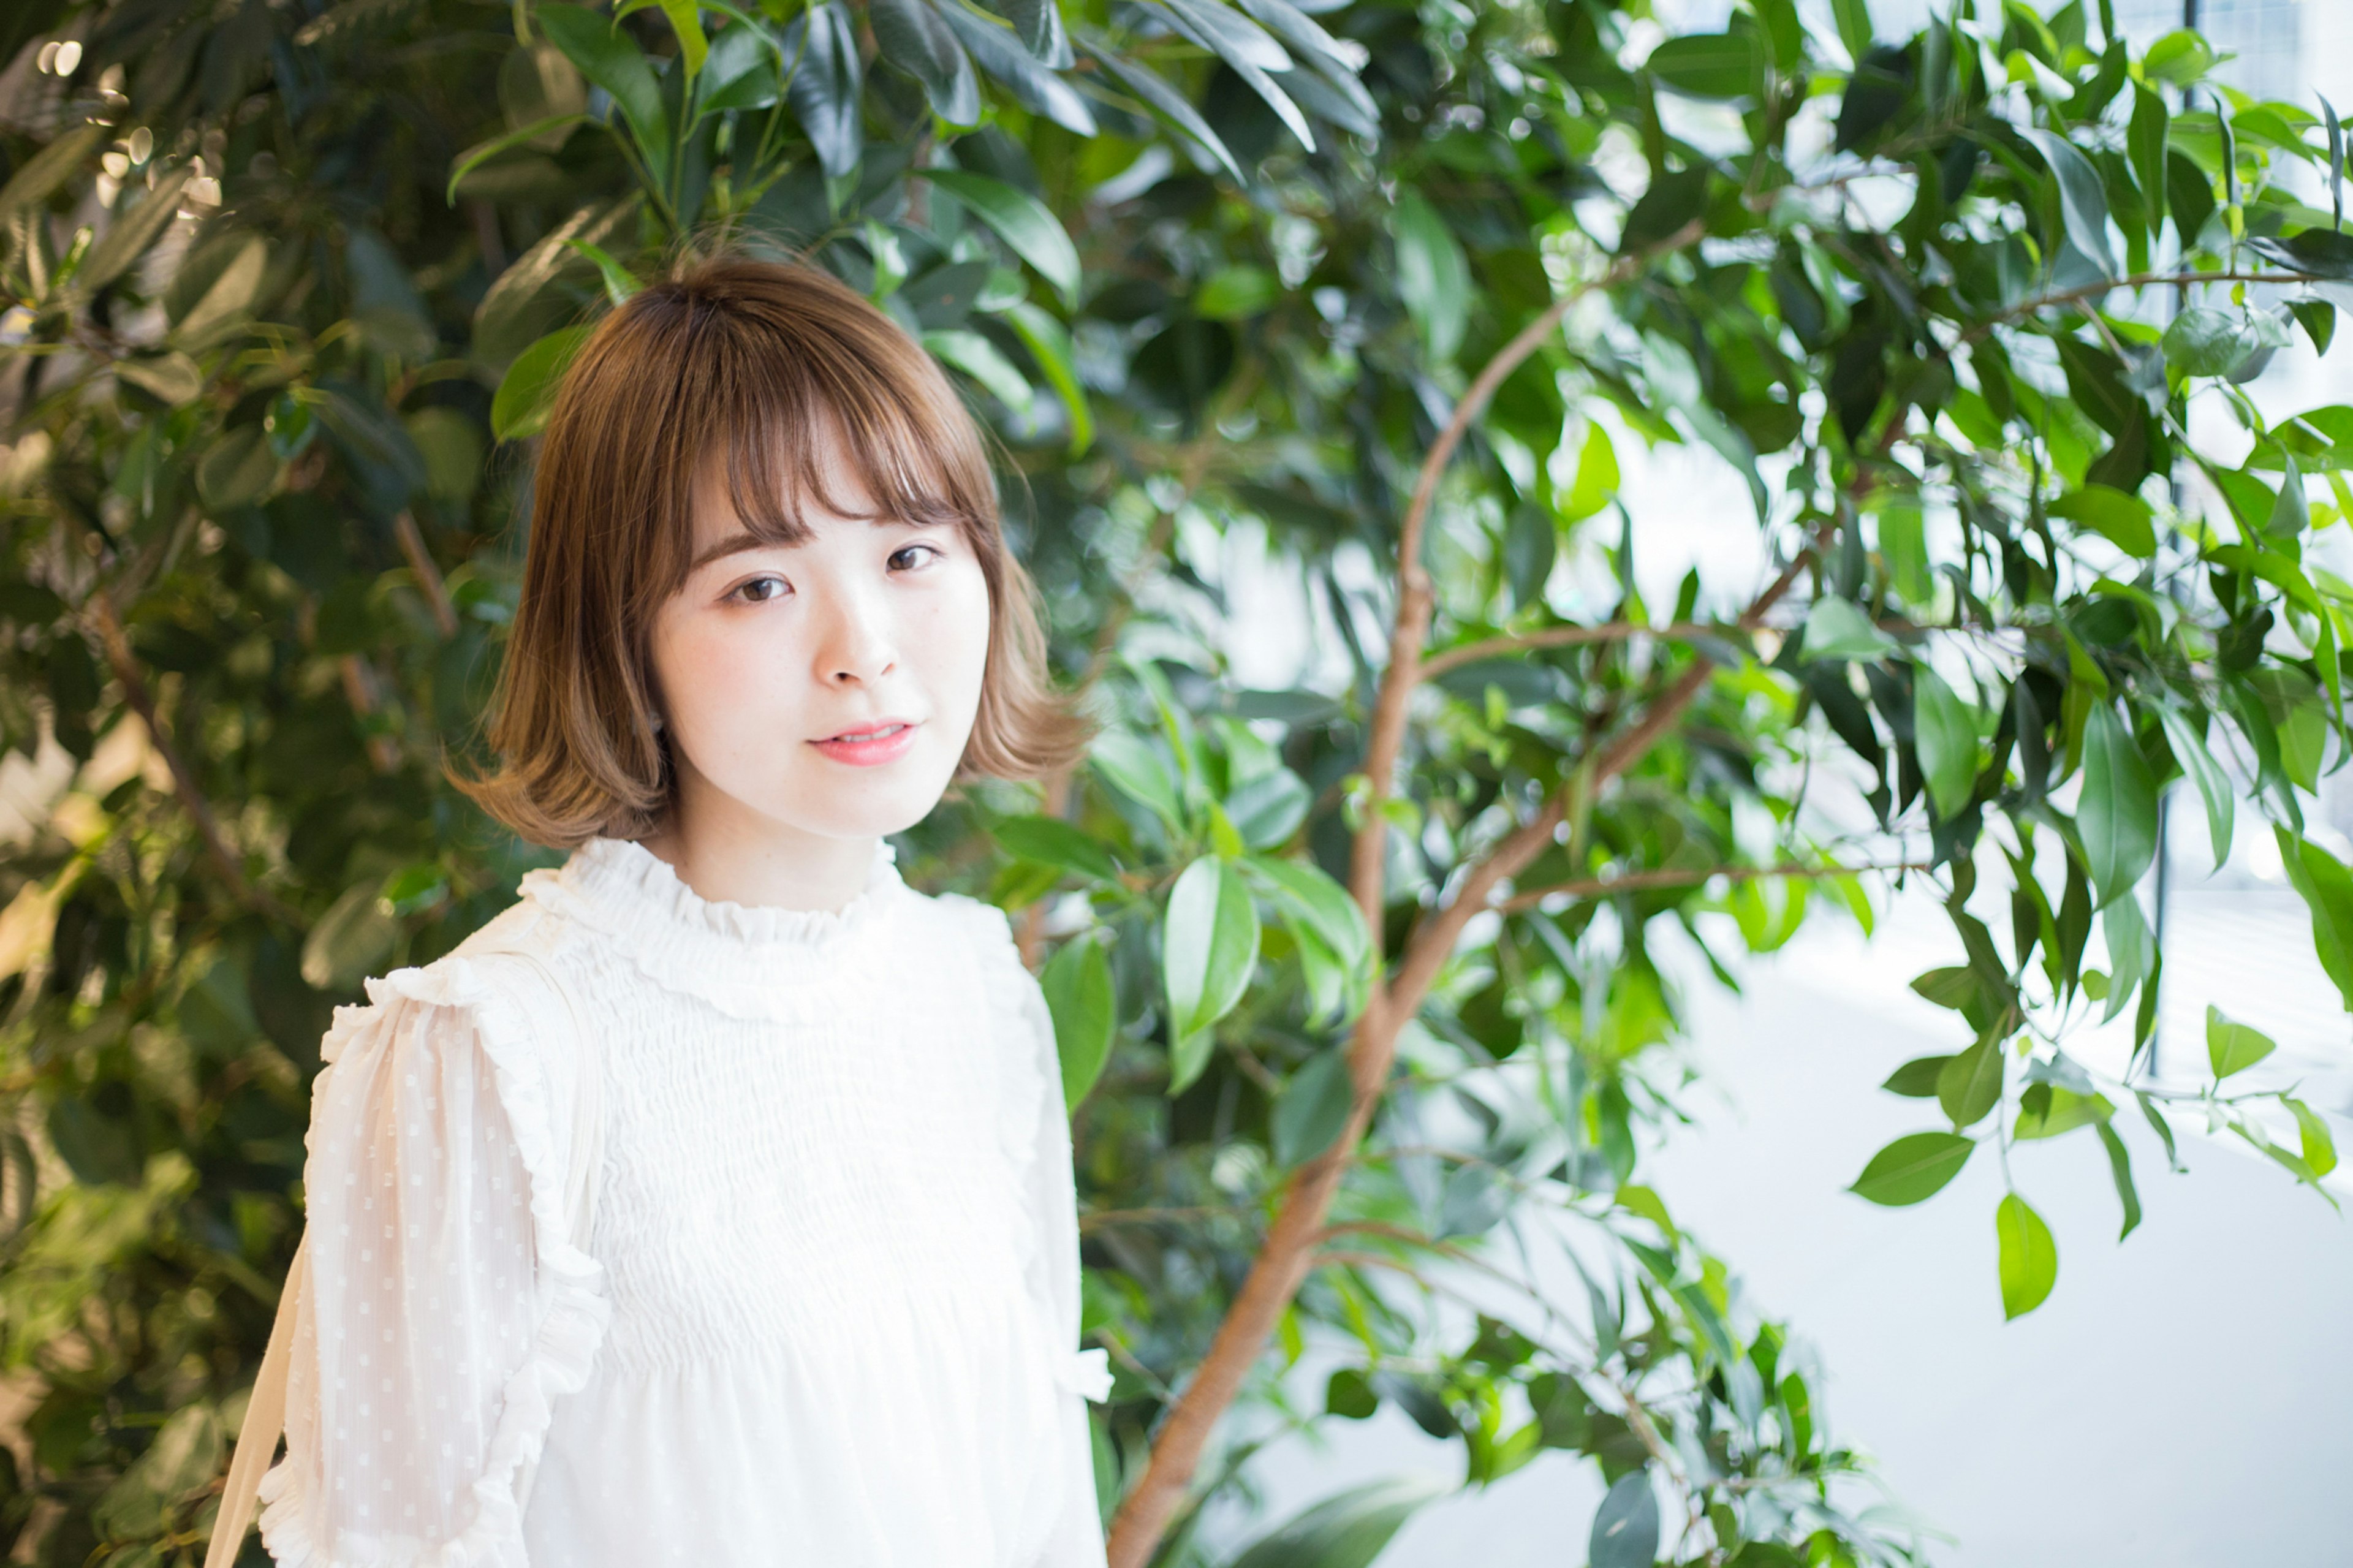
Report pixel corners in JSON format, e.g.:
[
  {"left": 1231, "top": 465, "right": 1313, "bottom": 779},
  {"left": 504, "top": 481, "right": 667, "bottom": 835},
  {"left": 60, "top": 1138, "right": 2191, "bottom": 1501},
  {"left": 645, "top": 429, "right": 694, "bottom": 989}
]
[{"left": 635, "top": 812, "right": 881, "bottom": 916}]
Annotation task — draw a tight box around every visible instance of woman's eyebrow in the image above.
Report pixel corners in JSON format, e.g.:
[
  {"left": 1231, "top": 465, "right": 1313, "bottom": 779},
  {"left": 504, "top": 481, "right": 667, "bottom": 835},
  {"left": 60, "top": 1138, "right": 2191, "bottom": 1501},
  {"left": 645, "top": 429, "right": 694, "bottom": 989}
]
[{"left": 691, "top": 509, "right": 922, "bottom": 575}]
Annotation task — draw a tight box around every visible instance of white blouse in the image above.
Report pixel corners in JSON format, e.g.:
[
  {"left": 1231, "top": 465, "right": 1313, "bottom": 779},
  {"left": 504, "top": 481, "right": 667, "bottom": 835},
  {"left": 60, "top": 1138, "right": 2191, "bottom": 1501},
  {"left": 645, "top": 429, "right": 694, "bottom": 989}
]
[{"left": 255, "top": 834, "right": 1111, "bottom": 1567}]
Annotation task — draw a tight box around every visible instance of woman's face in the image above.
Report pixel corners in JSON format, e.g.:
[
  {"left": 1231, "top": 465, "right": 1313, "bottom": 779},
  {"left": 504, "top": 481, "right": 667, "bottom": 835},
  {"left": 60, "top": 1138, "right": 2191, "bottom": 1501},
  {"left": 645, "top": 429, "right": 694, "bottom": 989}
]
[{"left": 646, "top": 432, "right": 993, "bottom": 849}]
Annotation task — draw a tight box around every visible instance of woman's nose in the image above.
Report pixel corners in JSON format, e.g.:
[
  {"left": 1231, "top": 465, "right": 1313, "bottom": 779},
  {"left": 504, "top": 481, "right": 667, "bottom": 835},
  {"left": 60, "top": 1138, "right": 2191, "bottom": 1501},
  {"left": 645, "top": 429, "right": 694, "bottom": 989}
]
[{"left": 817, "top": 586, "right": 897, "bottom": 686}]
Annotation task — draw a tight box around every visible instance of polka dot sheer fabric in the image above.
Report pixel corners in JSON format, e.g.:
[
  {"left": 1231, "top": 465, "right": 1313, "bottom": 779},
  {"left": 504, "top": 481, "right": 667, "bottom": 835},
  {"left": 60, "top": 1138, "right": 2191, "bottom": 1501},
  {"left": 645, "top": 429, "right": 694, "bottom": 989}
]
[{"left": 257, "top": 836, "right": 1110, "bottom": 1567}]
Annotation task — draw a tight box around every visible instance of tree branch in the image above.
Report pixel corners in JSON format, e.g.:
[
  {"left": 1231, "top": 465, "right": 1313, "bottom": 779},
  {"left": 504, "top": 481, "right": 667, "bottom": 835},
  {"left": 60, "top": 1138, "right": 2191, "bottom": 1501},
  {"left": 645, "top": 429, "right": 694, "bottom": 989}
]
[
  {"left": 1346, "top": 220, "right": 1705, "bottom": 932},
  {"left": 1961, "top": 268, "right": 2316, "bottom": 341},
  {"left": 1493, "top": 859, "right": 1928, "bottom": 914},
  {"left": 1417, "top": 619, "right": 1732, "bottom": 682}
]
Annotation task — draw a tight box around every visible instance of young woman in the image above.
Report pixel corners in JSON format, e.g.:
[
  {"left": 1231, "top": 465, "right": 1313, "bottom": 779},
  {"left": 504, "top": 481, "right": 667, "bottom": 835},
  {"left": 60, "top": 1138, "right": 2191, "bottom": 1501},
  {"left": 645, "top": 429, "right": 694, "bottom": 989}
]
[{"left": 246, "top": 255, "right": 1110, "bottom": 1566}]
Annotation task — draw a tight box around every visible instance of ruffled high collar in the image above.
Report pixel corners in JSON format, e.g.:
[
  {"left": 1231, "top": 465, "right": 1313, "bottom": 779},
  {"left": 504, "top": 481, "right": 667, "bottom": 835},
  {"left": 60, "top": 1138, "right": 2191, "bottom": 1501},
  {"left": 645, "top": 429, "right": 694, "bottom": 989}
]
[
  {"left": 517, "top": 836, "right": 907, "bottom": 1021},
  {"left": 566, "top": 835, "right": 901, "bottom": 945}
]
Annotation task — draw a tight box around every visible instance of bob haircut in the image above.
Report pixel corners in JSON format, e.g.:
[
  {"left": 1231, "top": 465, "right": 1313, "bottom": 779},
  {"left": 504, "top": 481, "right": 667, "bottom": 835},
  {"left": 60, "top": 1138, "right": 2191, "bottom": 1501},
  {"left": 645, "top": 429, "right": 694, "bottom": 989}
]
[{"left": 451, "top": 251, "right": 1096, "bottom": 850}]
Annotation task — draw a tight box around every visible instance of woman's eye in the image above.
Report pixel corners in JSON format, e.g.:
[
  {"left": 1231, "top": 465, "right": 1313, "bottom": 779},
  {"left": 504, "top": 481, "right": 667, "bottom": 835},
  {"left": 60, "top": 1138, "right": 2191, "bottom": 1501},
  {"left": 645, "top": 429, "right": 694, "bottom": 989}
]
[
  {"left": 890, "top": 542, "right": 944, "bottom": 572},
  {"left": 732, "top": 575, "right": 789, "bottom": 604}
]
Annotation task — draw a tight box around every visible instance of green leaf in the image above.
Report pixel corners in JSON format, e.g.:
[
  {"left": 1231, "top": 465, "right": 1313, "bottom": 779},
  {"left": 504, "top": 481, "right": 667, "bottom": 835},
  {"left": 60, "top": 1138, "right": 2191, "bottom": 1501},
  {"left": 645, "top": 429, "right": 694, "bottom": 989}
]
[
  {"left": 784, "top": 1, "right": 866, "bottom": 178},
  {"left": 538, "top": 3, "right": 670, "bottom": 167},
  {"left": 2154, "top": 706, "right": 2234, "bottom": 869},
  {"left": 2025, "top": 128, "right": 2116, "bottom": 278},
  {"left": 2142, "top": 28, "right": 2214, "bottom": 86},
  {"left": 925, "top": 170, "right": 1082, "bottom": 310},
  {"left": 1148, "top": 0, "right": 1311, "bottom": 153},
  {"left": 2275, "top": 828, "right": 2353, "bottom": 1011},
  {"left": 994, "top": 814, "right": 1123, "bottom": 882},
  {"left": 2162, "top": 305, "right": 2279, "bottom": 378},
  {"left": 562, "top": 238, "right": 637, "bottom": 306},
  {"left": 1934, "top": 1030, "right": 2003, "bottom": 1129},
  {"left": 2205, "top": 1003, "right": 2276, "bottom": 1080},
  {"left": 1042, "top": 935, "right": 1116, "bottom": 1110},
  {"left": 938, "top": 0, "right": 1094, "bottom": 134},
  {"left": 1076, "top": 31, "right": 1244, "bottom": 183},
  {"left": 2128, "top": 83, "right": 2168, "bottom": 241},
  {"left": 1644, "top": 32, "right": 1764, "bottom": 100},
  {"left": 1244, "top": 854, "right": 1372, "bottom": 979},
  {"left": 1163, "top": 856, "right": 1260, "bottom": 1091},
  {"left": 2078, "top": 702, "right": 2157, "bottom": 909},
  {"left": 2286, "top": 1096, "right": 2338, "bottom": 1178},
  {"left": 1589, "top": 1468, "right": 1661, "bottom": 1568},
  {"left": 2047, "top": 485, "right": 2156, "bottom": 556},
  {"left": 1829, "top": 0, "right": 1873, "bottom": 62},
  {"left": 1882, "top": 1055, "right": 1953, "bottom": 1096},
  {"left": 1392, "top": 190, "right": 1469, "bottom": 364},
  {"left": 1848, "top": 1131, "right": 1973, "bottom": 1206},
  {"left": 613, "top": 0, "right": 708, "bottom": 80},
  {"left": 0, "top": 123, "right": 105, "bottom": 229},
  {"left": 2096, "top": 1119, "right": 2142, "bottom": 1239},
  {"left": 1091, "top": 731, "right": 1184, "bottom": 827},
  {"left": 870, "top": 0, "right": 981, "bottom": 127},
  {"left": 1230, "top": 1477, "right": 1452, "bottom": 1568},
  {"left": 1195, "top": 265, "right": 1280, "bottom": 321},
  {"left": 1995, "top": 1192, "right": 2058, "bottom": 1319},
  {"left": 447, "top": 113, "right": 589, "bottom": 205},
  {"left": 1002, "top": 301, "right": 1093, "bottom": 455},
  {"left": 2013, "top": 1083, "right": 2113, "bottom": 1140},
  {"left": 1911, "top": 665, "right": 1977, "bottom": 820},
  {"left": 1619, "top": 164, "right": 1710, "bottom": 256},
  {"left": 1799, "top": 596, "right": 1894, "bottom": 662},
  {"left": 490, "top": 324, "right": 594, "bottom": 441},
  {"left": 1272, "top": 1049, "right": 1354, "bottom": 1166},
  {"left": 74, "top": 166, "right": 194, "bottom": 297},
  {"left": 923, "top": 327, "right": 1034, "bottom": 411}
]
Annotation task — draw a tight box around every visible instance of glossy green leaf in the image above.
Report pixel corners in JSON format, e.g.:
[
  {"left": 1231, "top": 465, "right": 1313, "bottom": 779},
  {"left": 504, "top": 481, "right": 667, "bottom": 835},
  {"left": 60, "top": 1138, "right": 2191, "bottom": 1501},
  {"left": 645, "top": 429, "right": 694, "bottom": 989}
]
[
  {"left": 2096, "top": 1120, "right": 2142, "bottom": 1239},
  {"left": 1163, "top": 856, "right": 1260, "bottom": 1091},
  {"left": 2286, "top": 1096, "right": 2338, "bottom": 1178},
  {"left": 77, "top": 167, "right": 193, "bottom": 296},
  {"left": 1042, "top": 935, "right": 1117, "bottom": 1109},
  {"left": 539, "top": 4, "right": 669, "bottom": 163},
  {"left": 2276, "top": 828, "right": 2353, "bottom": 1012},
  {"left": 2079, "top": 702, "right": 2157, "bottom": 909},
  {"left": 923, "top": 327, "right": 1034, "bottom": 411},
  {"left": 1934, "top": 1030, "right": 2002, "bottom": 1129},
  {"left": 1800, "top": 596, "right": 1895, "bottom": 662},
  {"left": 1392, "top": 190, "right": 1469, "bottom": 363},
  {"left": 490, "top": 324, "right": 594, "bottom": 440},
  {"left": 1091, "top": 731, "right": 1185, "bottom": 827},
  {"left": 2025, "top": 128, "right": 2116, "bottom": 277},
  {"left": 926, "top": 170, "right": 1082, "bottom": 309},
  {"left": 0, "top": 123, "right": 105, "bottom": 228},
  {"left": 994, "top": 814, "right": 1123, "bottom": 882},
  {"left": 1645, "top": 32, "right": 1764, "bottom": 99},
  {"left": 1230, "top": 1476, "right": 1452, "bottom": 1568},
  {"left": 2205, "top": 1004, "right": 2276, "bottom": 1080},
  {"left": 783, "top": 1, "right": 865, "bottom": 178},
  {"left": 2128, "top": 83, "right": 2168, "bottom": 240},
  {"left": 1848, "top": 1131, "right": 1973, "bottom": 1206},
  {"left": 937, "top": 0, "right": 1097, "bottom": 135},
  {"left": 2154, "top": 706, "right": 2235, "bottom": 869},
  {"left": 1590, "top": 1468, "right": 1661, "bottom": 1568},
  {"left": 2047, "top": 485, "right": 2156, "bottom": 556},
  {"left": 1272, "top": 1049, "right": 1353, "bottom": 1165},
  {"left": 1995, "top": 1192, "right": 2058, "bottom": 1319},
  {"left": 1076, "top": 31, "right": 1244, "bottom": 182},
  {"left": 870, "top": 0, "right": 981, "bottom": 127},
  {"left": 1911, "top": 665, "right": 1977, "bottom": 819}
]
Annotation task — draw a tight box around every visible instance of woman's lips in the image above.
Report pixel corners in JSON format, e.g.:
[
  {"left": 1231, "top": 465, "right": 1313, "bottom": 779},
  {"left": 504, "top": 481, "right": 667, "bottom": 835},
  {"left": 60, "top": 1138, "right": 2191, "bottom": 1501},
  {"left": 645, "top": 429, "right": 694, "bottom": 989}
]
[{"left": 810, "top": 721, "right": 919, "bottom": 766}]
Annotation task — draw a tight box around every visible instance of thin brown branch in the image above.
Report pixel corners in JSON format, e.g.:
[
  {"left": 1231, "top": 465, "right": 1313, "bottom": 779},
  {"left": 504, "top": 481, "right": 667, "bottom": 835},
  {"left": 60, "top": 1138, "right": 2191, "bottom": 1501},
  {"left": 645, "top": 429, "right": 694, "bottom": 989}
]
[
  {"left": 1494, "top": 859, "right": 1928, "bottom": 914},
  {"left": 392, "top": 511, "right": 458, "bottom": 638},
  {"left": 1962, "top": 268, "right": 2313, "bottom": 341},
  {"left": 1347, "top": 219, "right": 1706, "bottom": 932},
  {"left": 83, "top": 591, "right": 295, "bottom": 924},
  {"left": 1417, "top": 620, "right": 1732, "bottom": 681}
]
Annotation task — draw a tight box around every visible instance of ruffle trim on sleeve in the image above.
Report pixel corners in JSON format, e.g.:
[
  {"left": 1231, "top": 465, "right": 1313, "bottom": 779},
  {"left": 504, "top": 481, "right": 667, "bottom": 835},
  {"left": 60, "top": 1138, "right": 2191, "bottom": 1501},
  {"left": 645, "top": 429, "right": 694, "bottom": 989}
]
[
  {"left": 946, "top": 896, "right": 1054, "bottom": 1276},
  {"left": 257, "top": 956, "right": 613, "bottom": 1568}
]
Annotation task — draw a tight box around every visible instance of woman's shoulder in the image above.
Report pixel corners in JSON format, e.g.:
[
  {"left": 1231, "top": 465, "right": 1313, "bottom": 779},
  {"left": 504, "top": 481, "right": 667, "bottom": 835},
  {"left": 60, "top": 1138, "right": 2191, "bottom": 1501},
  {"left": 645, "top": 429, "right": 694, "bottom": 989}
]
[{"left": 323, "top": 895, "right": 587, "bottom": 1070}]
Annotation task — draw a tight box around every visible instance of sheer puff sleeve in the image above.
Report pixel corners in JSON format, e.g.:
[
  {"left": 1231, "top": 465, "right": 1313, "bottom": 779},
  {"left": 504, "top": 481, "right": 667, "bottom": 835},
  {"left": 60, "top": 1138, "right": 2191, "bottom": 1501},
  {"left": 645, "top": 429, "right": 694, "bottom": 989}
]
[
  {"left": 957, "top": 900, "right": 1112, "bottom": 1568},
  {"left": 256, "top": 955, "right": 611, "bottom": 1568}
]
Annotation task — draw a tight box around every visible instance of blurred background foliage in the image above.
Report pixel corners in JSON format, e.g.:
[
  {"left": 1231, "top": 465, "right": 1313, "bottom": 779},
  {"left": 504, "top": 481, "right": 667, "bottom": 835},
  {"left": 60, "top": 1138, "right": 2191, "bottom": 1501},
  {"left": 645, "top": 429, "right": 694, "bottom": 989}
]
[{"left": 0, "top": 0, "right": 2347, "bottom": 1562}]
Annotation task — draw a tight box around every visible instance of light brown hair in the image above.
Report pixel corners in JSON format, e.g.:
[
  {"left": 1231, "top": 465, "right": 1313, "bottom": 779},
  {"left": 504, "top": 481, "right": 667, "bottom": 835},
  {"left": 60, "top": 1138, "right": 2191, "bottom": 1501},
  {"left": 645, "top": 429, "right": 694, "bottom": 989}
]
[{"left": 449, "top": 251, "right": 1096, "bottom": 849}]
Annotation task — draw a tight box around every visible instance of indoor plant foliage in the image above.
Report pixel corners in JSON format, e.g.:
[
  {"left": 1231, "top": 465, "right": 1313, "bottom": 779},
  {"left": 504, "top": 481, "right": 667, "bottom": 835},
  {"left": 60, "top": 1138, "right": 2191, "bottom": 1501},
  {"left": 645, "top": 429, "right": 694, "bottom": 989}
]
[{"left": 0, "top": 0, "right": 2346, "bottom": 1562}]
